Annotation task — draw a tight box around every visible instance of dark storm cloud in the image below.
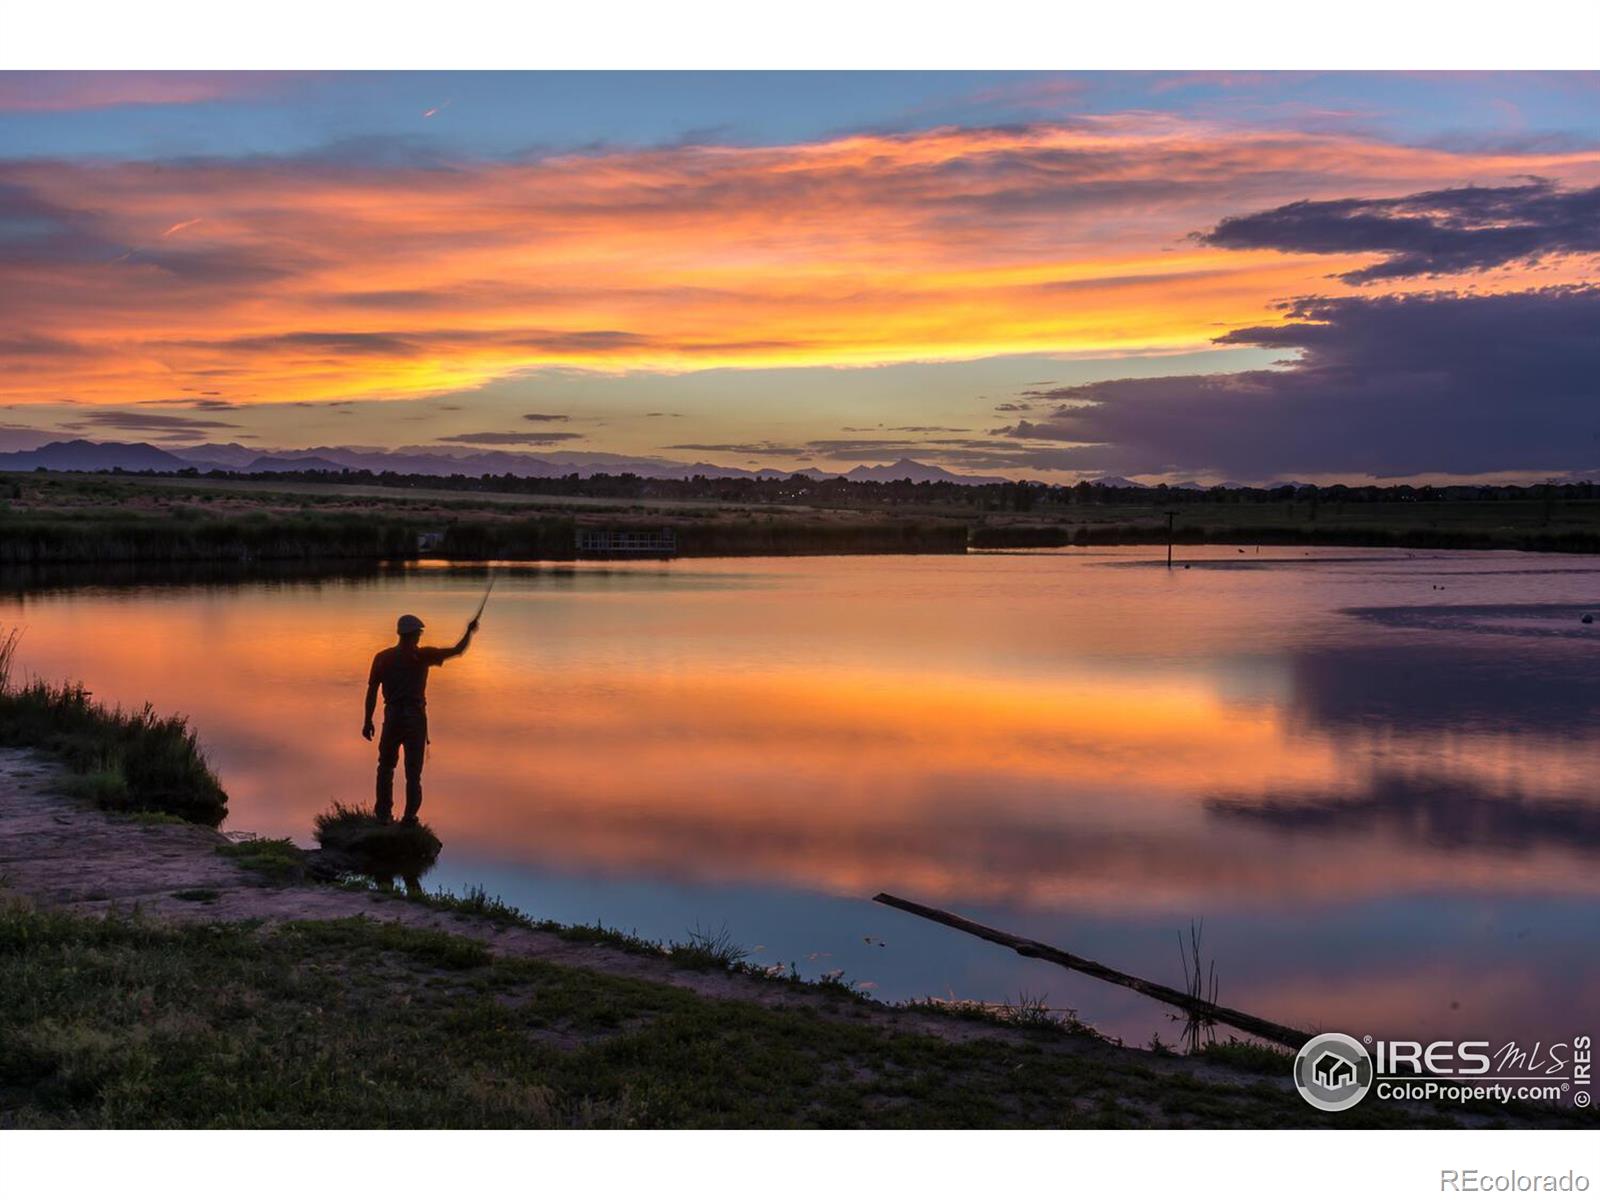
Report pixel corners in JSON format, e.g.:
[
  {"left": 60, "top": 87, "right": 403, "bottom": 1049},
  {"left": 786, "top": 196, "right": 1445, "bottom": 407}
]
[
  {"left": 521, "top": 413, "right": 570, "bottom": 423},
  {"left": 797, "top": 436, "right": 1098, "bottom": 472},
  {"left": 433, "top": 431, "right": 585, "bottom": 446},
  {"left": 1005, "top": 287, "right": 1600, "bottom": 478},
  {"left": 1201, "top": 181, "right": 1600, "bottom": 284},
  {"left": 990, "top": 419, "right": 1074, "bottom": 439}
]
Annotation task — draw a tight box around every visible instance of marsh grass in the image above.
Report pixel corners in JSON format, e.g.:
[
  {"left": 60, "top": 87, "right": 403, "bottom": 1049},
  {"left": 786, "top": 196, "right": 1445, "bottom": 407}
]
[
  {"left": 1176, "top": 920, "right": 1219, "bottom": 1054},
  {"left": 0, "top": 629, "right": 227, "bottom": 825},
  {"left": 666, "top": 922, "right": 748, "bottom": 971},
  {"left": 0, "top": 510, "right": 419, "bottom": 565}
]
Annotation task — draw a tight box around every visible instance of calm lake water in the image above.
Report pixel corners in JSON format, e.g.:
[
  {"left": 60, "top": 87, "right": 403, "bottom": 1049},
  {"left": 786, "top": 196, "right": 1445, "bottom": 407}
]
[{"left": 5, "top": 546, "right": 1599, "bottom": 1047}]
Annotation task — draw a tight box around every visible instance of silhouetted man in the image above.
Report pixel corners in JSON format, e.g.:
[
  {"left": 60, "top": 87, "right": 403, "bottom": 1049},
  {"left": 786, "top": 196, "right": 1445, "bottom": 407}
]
[{"left": 362, "top": 612, "right": 477, "bottom": 824}]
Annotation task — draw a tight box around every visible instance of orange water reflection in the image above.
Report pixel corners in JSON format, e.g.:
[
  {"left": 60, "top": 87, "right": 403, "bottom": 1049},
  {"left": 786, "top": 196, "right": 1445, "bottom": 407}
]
[{"left": 6, "top": 551, "right": 1599, "bottom": 923}]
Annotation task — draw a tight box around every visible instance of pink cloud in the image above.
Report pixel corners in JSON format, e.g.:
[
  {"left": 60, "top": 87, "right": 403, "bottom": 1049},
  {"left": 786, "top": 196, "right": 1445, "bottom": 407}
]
[{"left": 0, "top": 71, "right": 305, "bottom": 112}]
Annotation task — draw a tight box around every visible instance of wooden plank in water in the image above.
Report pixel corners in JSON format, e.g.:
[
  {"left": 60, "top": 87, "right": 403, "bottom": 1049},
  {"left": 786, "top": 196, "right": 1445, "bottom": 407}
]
[{"left": 873, "top": 892, "right": 1313, "bottom": 1050}]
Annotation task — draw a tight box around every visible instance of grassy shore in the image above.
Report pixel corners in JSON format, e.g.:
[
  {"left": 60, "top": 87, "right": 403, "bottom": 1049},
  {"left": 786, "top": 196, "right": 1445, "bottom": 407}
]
[
  {"left": 0, "top": 899, "right": 1327, "bottom": 1129},
  {"left": 7, "top": 864, "right": 1582, "bottom": 1128},
  {"left": 0, "top": 631, "right": 226, "bottom": 825}
]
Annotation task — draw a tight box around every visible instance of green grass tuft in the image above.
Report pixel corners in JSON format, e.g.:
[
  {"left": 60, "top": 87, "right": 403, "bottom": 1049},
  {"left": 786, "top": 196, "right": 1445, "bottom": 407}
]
[
  {"left": 666, "top": 922, "right": 748, "bottom": 971},
  {"left": 406, "top": 885, "right": 544, "bottom": 928},
  {"left": 118, "top": 810, "right": 189, "bottom": 827},
  {"left": 57, "top": 768, "right": 131, "bottom": 808},
  {"left": 311, "top": 802, "right": 442, "bottom": 875},
  {"left": 902, "top": 992, "right": 1098, "bottom": 1037},
  {"left": 1195, "top": 1038, "right": 1295, "bottom": 1075},
  {"left": 217, "top": 837, "right": 307, "bottom": 884}
]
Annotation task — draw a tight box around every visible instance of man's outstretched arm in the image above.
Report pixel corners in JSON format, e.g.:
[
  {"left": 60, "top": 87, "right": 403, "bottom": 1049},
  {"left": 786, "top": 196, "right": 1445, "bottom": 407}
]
[{"left": 438, "top": 617, "right": 479, "bottom": 661}]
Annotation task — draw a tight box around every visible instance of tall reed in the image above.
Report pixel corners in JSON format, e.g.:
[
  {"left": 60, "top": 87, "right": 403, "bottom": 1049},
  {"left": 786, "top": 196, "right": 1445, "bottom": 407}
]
[{"left": 0, "top": 627, "right": 227, "bottom": 825}]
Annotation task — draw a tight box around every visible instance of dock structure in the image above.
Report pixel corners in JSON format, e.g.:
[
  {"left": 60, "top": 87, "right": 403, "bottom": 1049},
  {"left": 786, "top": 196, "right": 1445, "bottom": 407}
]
[{"left": 575, "top": 527, "right": 678, "bottom": 558}]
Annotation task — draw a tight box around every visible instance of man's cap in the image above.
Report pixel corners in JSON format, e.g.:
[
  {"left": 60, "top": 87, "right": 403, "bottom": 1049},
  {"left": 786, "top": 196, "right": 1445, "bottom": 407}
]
[{"left": 396, "top": 614, "right": 425, "bottom": 634}]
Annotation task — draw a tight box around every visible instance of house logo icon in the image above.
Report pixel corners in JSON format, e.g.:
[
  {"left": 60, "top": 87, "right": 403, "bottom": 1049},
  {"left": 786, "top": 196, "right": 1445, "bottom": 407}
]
[
  {"left": 1313, "top": 1051, "right": 1356, "bottom": 1089},
  {"left": 1294, "top": 1033, "right": 1373, "bottom": 1112}
]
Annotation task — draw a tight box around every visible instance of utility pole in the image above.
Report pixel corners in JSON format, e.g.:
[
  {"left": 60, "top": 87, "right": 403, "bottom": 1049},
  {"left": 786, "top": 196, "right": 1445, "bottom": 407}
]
[{"left": 1165, "top": 509, "right": 1179, "bottom": 568}]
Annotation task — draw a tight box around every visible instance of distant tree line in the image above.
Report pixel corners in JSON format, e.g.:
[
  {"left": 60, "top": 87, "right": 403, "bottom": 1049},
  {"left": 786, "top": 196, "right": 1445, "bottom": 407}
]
[{"left": 128, "top": 466, "right": 1600, "bottom": 511}]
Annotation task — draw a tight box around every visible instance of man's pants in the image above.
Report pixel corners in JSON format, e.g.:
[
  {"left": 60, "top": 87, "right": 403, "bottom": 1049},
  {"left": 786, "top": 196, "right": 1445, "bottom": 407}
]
[{"left": 375, "top": 708, "right": 428, "bottom": 822}]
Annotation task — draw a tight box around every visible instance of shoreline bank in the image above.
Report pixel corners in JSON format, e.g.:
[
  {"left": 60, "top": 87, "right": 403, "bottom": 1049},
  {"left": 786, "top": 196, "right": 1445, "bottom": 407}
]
[{"left": 1, "top": 749, "right": 1586, "bottom": 1128}]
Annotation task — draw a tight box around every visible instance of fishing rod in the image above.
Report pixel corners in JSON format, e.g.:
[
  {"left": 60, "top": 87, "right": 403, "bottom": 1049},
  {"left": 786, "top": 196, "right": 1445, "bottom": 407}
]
[
  {"left": 424, "top": 569, "right": 495, "bottom": 771},
  {"left": 469, "top": 568, "right": 496, "bottom": 627}
]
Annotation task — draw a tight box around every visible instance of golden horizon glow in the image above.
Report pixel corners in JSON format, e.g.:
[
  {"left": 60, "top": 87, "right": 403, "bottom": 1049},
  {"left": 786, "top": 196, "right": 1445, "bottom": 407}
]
[{"left": 7, "top": 116, "right": 1600, "bottom": 411}]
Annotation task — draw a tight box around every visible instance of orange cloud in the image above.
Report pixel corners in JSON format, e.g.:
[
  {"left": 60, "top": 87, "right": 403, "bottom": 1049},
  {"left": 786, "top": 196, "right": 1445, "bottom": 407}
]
[{"left": 5, "top": 116, "right": 1600, "bottom": 407}]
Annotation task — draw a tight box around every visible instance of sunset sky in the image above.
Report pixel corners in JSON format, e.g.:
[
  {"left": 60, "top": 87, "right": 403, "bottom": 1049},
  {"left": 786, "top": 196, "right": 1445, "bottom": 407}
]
[{"left": 3, "top": 70, "right": 1598, "bottom": 483}]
